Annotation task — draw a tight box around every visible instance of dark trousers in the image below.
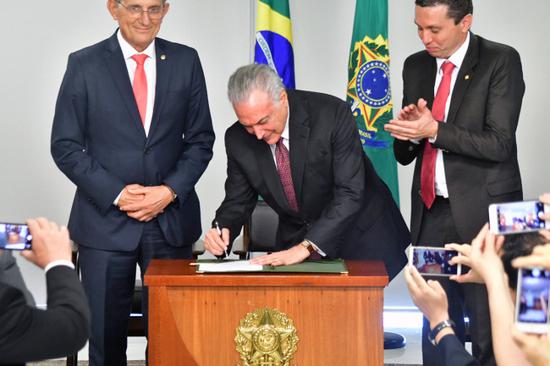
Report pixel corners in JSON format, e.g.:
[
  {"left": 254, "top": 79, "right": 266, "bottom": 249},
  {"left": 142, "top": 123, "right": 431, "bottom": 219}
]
[
  {"left": 418, "top": 197, "right": 496, "bottom": 366},
  {"left": 79, "top": 220, "right": 192, "bottom": 366}
]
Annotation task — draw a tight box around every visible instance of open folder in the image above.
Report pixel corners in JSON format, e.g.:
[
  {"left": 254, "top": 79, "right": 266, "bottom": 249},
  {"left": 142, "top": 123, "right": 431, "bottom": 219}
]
[{"left": 194, "top": 259, "right": 348, "bottom": 274}]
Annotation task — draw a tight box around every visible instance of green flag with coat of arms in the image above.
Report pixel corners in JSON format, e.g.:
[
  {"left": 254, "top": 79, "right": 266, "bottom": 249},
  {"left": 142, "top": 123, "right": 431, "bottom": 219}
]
[{"left": 346, "top": 0, "right": 399, "bottom": 205}]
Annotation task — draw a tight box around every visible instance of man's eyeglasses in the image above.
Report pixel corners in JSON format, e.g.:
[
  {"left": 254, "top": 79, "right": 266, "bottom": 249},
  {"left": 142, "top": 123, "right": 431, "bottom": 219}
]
[{"left": 117, "top": 1, "right": 164, "bottom": 19}]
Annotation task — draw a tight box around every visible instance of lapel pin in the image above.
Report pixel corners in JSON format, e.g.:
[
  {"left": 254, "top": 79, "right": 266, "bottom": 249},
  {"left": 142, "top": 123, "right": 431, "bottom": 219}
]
[
  {"left": 160, "top": 54, "right": 166, "bottom": 60},
  {"left": 465, "top": 74, "right": 470, "bottom": 80}
]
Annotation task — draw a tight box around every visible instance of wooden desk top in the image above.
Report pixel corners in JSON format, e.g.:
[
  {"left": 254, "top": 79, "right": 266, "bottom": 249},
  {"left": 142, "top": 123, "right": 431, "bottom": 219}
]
[{"left": 144, "top": 259, "right": 388, "bottom": 287}]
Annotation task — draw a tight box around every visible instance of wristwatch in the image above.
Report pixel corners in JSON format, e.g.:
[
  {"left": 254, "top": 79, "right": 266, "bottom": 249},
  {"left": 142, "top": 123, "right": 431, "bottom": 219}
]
[
  {"left": 300, "top": 240, "right": 316, "bottom": 255},
  {"left": 428, "top": 319, "right": 455, "bottom": 346},
  {"left": 163, "top": 184, "right": 178, "bottom": 202}
]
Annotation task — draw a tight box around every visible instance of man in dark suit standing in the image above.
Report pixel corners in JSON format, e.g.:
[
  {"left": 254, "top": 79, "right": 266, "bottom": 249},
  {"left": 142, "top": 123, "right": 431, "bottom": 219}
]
[
  {"left": 385, "top": 1, "right": 524, "bottom": 365},
  {"left": 50, "top": 1, "right": 214, "bottom": 364},
  {"left": 204, "top": 64, "right": 409, "bottom": 280},
  {"left": 0, "top": 218, "right": 90, "bottom": 365}
]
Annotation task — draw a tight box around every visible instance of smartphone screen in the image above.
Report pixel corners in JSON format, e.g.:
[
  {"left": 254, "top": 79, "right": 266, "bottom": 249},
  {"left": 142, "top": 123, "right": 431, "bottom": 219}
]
[
  {"left": 490, "top": 200, "right": 546, "bottom": 235},
  {"left": 409, "top": 246, "right": 460, "bottom": 276},
  {"left": 0, "top": 222, "right": 32, "bottom": 250},
  {"left": 515, "top": 267, "right": 550, "bottom": 333}
]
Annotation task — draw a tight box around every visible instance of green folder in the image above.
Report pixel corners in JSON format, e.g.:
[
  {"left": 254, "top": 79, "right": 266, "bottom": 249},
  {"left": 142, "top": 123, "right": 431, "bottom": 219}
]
[{"left": 266, "top": 259, "right": 348, "bottom": 274}]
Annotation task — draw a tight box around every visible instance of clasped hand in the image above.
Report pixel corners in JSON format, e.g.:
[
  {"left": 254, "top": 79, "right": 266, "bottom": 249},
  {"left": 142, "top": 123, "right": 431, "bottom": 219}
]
[{"left": 118, "top": 184, "right": 173, "bottom": 222}]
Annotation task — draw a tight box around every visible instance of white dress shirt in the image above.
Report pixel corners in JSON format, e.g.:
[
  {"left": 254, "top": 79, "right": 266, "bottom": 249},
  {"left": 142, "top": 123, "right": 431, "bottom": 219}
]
[
  {"left": 117, "top": 30, "right": 156, "bottom": 137},
  {"left": 432, "top": 32, "right": 470, "bottom": 198},
  {"left": 45, "top": 260, "right": 75, "bottom": 273}
]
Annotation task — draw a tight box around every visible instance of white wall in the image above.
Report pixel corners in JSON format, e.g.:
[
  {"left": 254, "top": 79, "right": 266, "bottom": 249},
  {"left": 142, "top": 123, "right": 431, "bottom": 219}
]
[{"left": 1, "top": 1, "right": 548, "bottom": 307}]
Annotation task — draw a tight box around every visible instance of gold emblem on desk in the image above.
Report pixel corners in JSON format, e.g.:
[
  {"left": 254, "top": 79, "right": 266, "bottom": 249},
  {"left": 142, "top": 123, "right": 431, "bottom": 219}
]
[{"left": 235, "top": 308, "right": 299, "bottom": 366}]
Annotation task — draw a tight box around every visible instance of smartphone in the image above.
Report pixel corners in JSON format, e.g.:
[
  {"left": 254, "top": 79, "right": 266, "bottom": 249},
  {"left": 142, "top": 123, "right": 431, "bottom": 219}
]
[
  {"left": 0, "top": 222, "right": 32, "bottom": 250},
  {"left": 408, "top": 246, "right": 461, "bottom": 276},
  {"left": 489, "top": 200, "right": 549, "bottom": 235},
  {"left": 515, "top": 267, "right": 550, "bottom": 334}
]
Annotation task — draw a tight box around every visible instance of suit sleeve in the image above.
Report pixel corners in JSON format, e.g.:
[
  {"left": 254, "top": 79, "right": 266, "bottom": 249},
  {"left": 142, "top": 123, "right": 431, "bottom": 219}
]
[
  {"left": 162, "top": 50, "right": 215, "bottom": 202},
  {"left": 213, "top": 129, "right": 258, "bottom": 245},
  {"left": 437, "top": 334, "right": 480, "bottom": 366},
  {"left": 51, "top": 53, "right": 126, "bottom": 214},
  {"left": 434, "top": 48, "right": 524, "bottom": 162},
  {"left": 305, "top": 102, "right": 365, "bottom": 254},
  {"left": 0, "top": 266, "right": 90, "bottom": 363},
  {"left": 394, "top": 58, "right": 424, "bottom": 166}
]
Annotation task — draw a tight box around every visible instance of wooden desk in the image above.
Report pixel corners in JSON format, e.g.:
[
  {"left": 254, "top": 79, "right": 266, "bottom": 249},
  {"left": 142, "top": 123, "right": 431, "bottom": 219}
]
[{"left": 145, "top": 260, "right": 388, "bottom": 365}]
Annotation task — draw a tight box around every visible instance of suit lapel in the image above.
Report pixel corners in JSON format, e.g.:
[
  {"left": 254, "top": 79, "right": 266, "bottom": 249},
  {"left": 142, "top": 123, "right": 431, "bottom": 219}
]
[
  {"left": 103, "top": 32, "right": 145, "bottom": 138},
  {"left": 147, "top": 39, "right": 172, "bottom": 144},
  {"left": 447, "top": 33, "right": 479, "bottom": 124},
  {"left": 424, "top": 58, "right": 437, "bottom": 109},
  {"left": 287, "top": 91, "right": 310, "bottom": 208}
]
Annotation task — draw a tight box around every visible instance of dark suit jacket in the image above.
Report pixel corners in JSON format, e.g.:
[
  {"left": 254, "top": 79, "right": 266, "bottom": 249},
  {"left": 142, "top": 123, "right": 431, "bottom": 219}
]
[
  {"left": 51, "top": 32, "right": 214, "bottom": 251},
  {"left": 394, "top": 33, "right": 525, "bottom": 243},
  {"left": 0, "top": 266, "right": 90, "bottom": 364},
  {"left": 438, "top": 334, "right": 480, "bottom": 366},
  {"left": 215, "top": 90, "right": 409, "bottom": 278}
]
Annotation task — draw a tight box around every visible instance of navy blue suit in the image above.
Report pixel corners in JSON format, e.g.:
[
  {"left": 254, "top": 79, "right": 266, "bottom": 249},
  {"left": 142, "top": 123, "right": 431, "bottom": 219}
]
[{"left": 51, "top": 32, "right": 214, "bottom": 365}]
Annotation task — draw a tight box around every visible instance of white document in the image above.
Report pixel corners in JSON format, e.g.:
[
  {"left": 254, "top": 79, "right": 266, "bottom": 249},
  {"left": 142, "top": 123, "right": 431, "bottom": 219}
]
[{"left": 197, "top": 260, "right": 263, "bottom": 273}]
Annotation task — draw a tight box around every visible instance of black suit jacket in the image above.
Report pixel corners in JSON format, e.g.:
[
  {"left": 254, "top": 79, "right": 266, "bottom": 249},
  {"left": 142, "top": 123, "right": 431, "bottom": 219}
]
[
  {"left": 215, "top": 90, "right": 409, "bottom": 278},
  {"left": 438, "top": 334, "right": 480, "bottom": 366},
  {"left": 0, "top": 266, "right": 90, "bottom": 364},
  {"left": 394, "top": 33, "right": 525, "bottom": 243},
  {"left": 51, "top": 32, "right": 214, "bottom": 251}
]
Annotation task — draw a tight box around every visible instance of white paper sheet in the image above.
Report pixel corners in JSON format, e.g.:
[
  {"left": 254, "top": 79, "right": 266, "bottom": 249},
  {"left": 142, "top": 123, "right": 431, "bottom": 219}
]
[{"left": 197, "top": 260, "right": 263, "bottom": 273}]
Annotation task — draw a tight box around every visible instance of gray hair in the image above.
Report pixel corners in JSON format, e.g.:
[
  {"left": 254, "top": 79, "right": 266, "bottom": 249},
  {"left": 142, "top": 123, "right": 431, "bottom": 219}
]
[{"left": 227, "top": 64, "right": 285, "bottom": 105}]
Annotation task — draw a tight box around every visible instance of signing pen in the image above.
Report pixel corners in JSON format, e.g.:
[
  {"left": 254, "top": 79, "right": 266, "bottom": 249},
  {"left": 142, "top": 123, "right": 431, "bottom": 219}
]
[{"left": 215, "top": 221, "right": 229, "bottom": 258}]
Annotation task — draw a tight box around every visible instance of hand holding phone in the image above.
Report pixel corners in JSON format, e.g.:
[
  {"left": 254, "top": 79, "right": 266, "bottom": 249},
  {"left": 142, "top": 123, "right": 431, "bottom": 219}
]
[
  {"left": 21, "top": 218, "right": 72, "bottom": 269},
  {"left": 489, "top": 200, "right": 549, "bottom": 235},
  {"left": 0, "top": 222, "right": 32, "bottom": 250},
  {"left": 408, "top": 246, "right": 461, "bottom": 276},
  {"left": 515, "top": 267, "right": 550, "bottom": 334}
]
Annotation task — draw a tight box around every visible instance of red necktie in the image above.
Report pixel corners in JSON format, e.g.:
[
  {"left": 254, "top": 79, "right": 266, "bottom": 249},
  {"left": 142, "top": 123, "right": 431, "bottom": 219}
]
[
  {"left": 275, "top": 139, "right": 299, "bottom": 212},
  {"left": 420, "top": 61, "right": 455, "bottom": 209},
  {"left": 131, "top": 54, "right": 148, "bottom": 125}
]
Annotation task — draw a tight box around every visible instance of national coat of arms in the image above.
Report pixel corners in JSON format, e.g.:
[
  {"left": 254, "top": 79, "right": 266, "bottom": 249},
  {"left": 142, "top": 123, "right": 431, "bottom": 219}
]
[{"left": 235, "top": 308, "right": 298, "bottom": 366}]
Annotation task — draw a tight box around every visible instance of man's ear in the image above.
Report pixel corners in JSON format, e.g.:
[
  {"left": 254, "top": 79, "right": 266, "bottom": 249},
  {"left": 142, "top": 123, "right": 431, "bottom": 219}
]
[
  {"left": 280, "top": 90, "right": 288, "bottom": 105},
  {"left": 107, "top": 0, "right": 118, "bottom": 20},
  {"left": 460, "top": 14, "right": 473, "bottom": 33},
  {"left": 162, "top": 2, "right": 170, "bottom": 17}
]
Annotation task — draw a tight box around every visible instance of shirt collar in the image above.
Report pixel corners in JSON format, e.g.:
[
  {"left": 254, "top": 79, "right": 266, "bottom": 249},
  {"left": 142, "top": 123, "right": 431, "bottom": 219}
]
[
  {"left": 117, "top": 29, "right": 156, "bottom": 61},
  {"left": 281, "top": 102, "right": 290, "bottom": 142},
  {"left": 436, "top": 31, "right": 470, "bottom": 72}
]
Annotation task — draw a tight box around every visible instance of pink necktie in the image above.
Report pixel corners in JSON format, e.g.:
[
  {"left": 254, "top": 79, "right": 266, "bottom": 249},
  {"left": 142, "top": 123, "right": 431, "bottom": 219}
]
[
  {"left": 420, "top": 61, "right": 455, "bottom": 209},
  {"left": 275, "top": 139, "right": 299, "bottom": 212},
  {"left": 131, "top": 54, "right": 148, "bottom": 125}
]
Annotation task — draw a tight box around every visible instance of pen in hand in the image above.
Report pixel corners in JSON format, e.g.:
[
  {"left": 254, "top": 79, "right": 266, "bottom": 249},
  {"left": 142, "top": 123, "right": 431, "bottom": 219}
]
[{"left": 215, "top": 221, "right": 229, "bottom": 258}]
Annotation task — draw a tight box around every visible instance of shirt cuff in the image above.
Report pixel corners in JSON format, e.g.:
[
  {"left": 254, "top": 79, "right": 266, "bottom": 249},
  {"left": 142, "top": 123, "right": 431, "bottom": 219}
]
[
  {"left": 410, "top": 139, "right": 420, "bottom": 145},
  {"left": 113, "top": 189, "right": 124, "bottom": 206},
  {"left": 45, "top": 260, "right": 75, "bottom": 273},
  {"left": 304, "top": 239, "right": 327, "bottom": 257}
]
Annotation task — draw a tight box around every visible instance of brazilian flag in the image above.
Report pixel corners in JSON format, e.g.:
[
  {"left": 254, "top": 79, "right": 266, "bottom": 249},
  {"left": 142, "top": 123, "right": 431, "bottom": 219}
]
[
  {"left": 254, "top": 0, "right": 295, "bottom": 89},
  {"left": 346, "top": 0, "right": 399, "bottom": 205}
]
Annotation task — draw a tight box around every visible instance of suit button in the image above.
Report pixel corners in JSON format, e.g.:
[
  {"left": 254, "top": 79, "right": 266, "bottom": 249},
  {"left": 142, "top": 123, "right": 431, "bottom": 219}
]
[
  {"left": 408, "top": 146, "right": 414, "bottom": 151},
  {"left": 418, "top": 189, "right": 422, "bottom": 196}
]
